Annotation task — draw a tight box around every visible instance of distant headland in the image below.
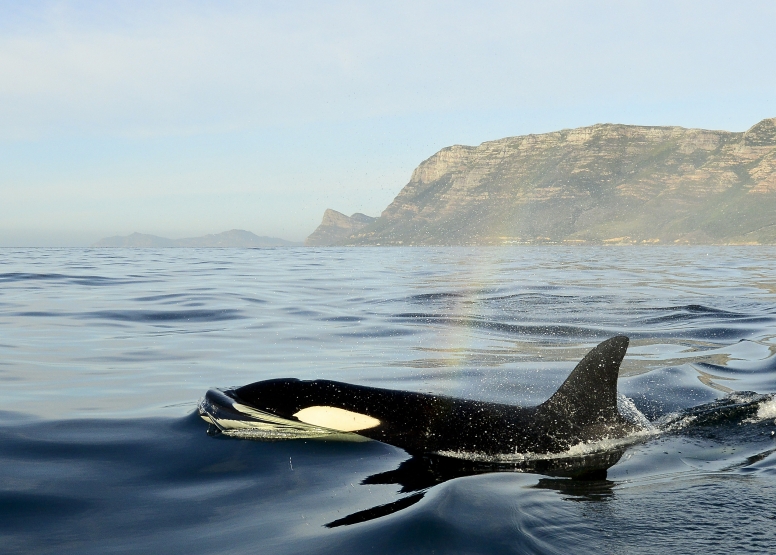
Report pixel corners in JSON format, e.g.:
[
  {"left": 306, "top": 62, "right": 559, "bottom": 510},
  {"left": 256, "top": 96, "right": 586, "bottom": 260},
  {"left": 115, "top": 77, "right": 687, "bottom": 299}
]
[
  {"left": 92, "top": 229, "right": 301, "bottom": 248},
  {"left": 307, "top": 117, "right": 776, "bottom": 246}
]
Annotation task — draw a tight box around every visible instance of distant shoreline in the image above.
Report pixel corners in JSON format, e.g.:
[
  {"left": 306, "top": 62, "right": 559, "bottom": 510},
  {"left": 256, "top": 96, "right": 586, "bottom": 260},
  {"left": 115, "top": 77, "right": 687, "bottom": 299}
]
[
  {"left": 6, "top": 243, "right": 775, "bottom": 249},
  {"left": 91, "top": 229, "right": 301, "bottom": 248}
]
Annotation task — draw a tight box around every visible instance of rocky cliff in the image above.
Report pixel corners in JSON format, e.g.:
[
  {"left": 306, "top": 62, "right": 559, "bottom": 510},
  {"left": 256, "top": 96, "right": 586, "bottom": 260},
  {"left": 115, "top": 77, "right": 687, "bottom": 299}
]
[
  {"left": 313, "top": 117, "right": 776, "bottom": 245},
  {"left": 305, "top": 210, "right": 377, "bottom": 246}
]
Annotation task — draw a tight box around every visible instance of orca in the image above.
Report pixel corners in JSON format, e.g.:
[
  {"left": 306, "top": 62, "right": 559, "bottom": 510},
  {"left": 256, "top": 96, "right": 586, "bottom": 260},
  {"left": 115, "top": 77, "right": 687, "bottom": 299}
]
[{"left": 199, "top": 335, "right": 637, "bottom": 456}]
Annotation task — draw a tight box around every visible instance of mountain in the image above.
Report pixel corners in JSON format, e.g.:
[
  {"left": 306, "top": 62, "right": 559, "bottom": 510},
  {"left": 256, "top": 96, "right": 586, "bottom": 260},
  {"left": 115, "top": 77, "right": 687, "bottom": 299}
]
[
  {"left": 310, "top": 117, "right": 776, "bottom": 245},
  {"left": 305, "top": 210, "right": 377, "bottom": 246},
  {"left": 92, "top": 230, "right": 300, "bottom": 248}
]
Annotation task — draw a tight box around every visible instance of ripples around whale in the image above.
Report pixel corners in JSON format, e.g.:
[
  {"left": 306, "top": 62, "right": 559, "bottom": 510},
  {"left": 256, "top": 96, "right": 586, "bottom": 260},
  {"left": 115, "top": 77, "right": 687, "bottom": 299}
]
[{"left": 1, "top": 246, "right": 776, "bottom": 554}]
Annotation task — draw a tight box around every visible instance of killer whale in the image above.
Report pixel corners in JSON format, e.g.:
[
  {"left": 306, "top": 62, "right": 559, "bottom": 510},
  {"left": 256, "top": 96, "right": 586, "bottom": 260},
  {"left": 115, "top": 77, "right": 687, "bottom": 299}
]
[
  {"left": 199, "top": 335, "right": 637, "bottom": 456},
  {"left": 198, "top": 336, "right": 776, "bottom": 527}
]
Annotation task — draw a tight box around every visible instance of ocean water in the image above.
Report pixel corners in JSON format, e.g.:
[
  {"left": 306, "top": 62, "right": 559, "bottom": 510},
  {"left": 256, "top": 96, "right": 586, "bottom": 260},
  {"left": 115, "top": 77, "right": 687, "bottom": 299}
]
[{"left": 1, "top": 246, "right": 775, "bottom": 554}]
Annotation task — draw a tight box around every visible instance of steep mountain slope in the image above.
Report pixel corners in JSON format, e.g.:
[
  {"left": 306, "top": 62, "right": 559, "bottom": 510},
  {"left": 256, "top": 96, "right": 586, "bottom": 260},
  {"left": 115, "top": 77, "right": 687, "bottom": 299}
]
[{"left": 315, "top": 117, "right": 776, "bottom": 245}]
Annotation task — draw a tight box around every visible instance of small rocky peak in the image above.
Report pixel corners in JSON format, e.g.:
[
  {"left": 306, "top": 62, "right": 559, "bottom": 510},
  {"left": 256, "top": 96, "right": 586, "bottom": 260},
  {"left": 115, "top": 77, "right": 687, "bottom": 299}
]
[
  {"left": 349, "top": 213, "right": 378, "bottom": 225},
  {"left": 320, "top": 209, "right": 354, "bottom": 227},
  {"left": 305, "top": 209, "right": 377, "bottom": 246},
  {"left": 743, "top": 117, "right": 776, "bottom": 146}
]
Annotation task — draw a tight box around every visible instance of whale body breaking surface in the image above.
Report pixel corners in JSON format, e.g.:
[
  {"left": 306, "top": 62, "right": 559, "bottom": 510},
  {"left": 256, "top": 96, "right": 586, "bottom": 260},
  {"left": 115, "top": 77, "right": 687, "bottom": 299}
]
[{"left": 199, "top": 336, "right": 641, "bottom": 457}]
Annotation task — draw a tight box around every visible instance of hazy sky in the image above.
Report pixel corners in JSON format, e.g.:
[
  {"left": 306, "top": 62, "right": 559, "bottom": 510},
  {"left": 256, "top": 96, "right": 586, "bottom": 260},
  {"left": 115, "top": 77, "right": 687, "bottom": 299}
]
[{"left": 1, "top": 1, "right": 775, "bottom": 245}]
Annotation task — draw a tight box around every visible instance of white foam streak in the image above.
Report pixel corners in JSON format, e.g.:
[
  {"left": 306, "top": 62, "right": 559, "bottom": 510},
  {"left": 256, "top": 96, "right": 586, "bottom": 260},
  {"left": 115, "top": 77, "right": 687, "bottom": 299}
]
[
  {"left": 745, "top": 396, "right": 776, "bottom": 423},
  {"left": 618, "top": 393, "right": 655, "bottom": 431},
  {"left": 756, "top": 398, "right": 776, "bottom": 420},
  {"left": 654, "top": 412, "right": 698, "bottom": 432},
  {"left": 435, "top": 428, "right": 656, "bottom": 464}
]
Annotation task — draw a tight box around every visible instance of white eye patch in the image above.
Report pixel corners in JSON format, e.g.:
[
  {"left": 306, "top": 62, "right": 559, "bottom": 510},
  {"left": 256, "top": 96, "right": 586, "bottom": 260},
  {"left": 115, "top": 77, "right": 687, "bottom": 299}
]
[{"left": 293, "top": 406, "right": 381, "bottom": 432}]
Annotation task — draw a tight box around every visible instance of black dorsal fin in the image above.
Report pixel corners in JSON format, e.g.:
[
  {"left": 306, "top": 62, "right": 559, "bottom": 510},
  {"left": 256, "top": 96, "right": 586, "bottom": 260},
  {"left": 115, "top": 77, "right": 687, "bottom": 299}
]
[{"left": 538, "top": 336, "right": 629, "bottom": 425}]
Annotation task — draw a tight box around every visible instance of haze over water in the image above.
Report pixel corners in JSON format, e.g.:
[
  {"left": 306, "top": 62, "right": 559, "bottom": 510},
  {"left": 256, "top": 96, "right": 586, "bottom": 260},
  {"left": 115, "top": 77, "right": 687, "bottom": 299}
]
[{"left": 1, "top": 246, "right": 775, "bottom": 554}]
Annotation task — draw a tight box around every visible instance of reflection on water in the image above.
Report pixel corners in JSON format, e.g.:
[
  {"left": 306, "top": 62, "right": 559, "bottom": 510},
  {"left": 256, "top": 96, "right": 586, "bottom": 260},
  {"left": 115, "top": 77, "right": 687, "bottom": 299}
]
[
  {"left": 362, "top": 450, "right": 626, "bottom": 494},
  {"left": 325, "top": 450, "right": 624, "bottom": 527}
]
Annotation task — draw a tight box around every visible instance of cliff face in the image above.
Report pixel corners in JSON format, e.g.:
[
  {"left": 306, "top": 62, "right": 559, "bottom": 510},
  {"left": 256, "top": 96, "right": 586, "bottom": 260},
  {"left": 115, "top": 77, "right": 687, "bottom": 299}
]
[
  {"left": 325, "top": 117, "right": 776, "bottom": 245},
  {"left": 305, "top": 210, "right": 377, "bottom": 246}
]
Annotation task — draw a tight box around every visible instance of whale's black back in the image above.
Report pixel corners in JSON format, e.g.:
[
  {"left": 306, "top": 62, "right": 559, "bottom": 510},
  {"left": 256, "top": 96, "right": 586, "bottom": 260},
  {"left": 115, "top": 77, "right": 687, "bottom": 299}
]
[{"left": 230, "top": 336, "right": 634, "bottom": 455}]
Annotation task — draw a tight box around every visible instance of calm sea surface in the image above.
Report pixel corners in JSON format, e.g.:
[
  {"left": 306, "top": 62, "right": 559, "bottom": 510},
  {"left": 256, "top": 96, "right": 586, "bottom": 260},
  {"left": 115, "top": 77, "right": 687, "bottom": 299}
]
[{"left": 1, "top": 247, "right": 775, "bottom": 554}]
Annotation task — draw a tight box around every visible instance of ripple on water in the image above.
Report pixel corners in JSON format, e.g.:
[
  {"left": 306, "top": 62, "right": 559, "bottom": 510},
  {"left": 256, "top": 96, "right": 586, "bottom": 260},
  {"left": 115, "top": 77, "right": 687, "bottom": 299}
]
[{"left": 0, "top": 247, "right": 775, "bottom": 554}]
